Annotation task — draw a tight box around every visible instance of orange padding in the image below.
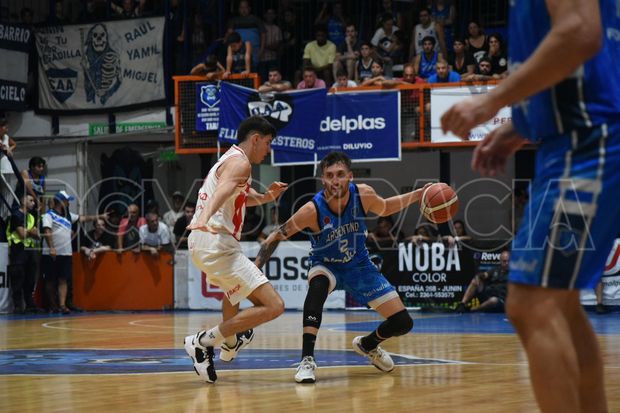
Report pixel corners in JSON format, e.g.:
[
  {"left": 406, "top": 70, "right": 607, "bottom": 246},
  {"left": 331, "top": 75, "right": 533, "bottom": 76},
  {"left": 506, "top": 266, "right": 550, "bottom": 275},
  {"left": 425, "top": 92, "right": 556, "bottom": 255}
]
[{"left": 73, "top": 251, "right": 173, "bottom": 311}]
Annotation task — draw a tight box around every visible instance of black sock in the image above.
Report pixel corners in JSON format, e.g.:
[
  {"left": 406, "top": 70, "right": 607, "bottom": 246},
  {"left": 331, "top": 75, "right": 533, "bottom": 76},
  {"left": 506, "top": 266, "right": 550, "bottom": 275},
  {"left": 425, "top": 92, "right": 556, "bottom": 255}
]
[
  {"left": 361, "top": 330, "right": 384, "bottom": 351},
  {"left": 302, "top": 333, "right": 317, "bottom": 358}
]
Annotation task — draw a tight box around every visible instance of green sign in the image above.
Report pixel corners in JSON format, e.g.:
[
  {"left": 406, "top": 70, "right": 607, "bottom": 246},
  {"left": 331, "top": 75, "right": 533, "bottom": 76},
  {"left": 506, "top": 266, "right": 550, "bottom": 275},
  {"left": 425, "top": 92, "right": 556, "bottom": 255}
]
[{"left": 89, "top": 122, "right": 167, "bottom": 136}]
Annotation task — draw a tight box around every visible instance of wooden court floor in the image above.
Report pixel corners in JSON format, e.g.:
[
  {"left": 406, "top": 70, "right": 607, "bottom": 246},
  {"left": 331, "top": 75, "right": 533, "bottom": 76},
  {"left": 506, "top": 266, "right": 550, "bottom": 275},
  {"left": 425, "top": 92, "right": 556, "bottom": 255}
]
[{"left": 2, "top": 310, "right": 620, "bottom": 413}]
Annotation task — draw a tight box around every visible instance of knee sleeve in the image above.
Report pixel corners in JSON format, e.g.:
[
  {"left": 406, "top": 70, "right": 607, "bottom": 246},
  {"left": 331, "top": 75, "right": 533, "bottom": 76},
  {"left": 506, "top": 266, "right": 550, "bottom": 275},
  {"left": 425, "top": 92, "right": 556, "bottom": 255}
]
[
  {"left": 303, "top": 275, "right": 330, "bottom": 329},
  {"left": 377, "top": 309, "right": 413, "bottom": 338}
]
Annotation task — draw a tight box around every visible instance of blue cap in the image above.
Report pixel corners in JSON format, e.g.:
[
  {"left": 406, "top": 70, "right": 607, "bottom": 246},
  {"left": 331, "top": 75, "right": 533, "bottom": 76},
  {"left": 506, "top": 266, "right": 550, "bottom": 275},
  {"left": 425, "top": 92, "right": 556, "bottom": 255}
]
[{"left": 54, "top": 190, "right": 75, "bottom": 202}]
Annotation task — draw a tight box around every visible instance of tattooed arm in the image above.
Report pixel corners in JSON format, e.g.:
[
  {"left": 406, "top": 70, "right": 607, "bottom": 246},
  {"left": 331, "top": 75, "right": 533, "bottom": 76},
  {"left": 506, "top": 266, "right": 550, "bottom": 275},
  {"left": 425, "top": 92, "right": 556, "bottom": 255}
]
[{"left": 254, "top": 202, "right": 319, "bottom": 268}]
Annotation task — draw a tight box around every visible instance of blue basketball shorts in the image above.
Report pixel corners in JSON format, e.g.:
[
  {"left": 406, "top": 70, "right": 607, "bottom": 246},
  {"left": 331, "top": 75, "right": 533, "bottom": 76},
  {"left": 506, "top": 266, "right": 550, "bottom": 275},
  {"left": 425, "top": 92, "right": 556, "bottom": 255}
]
[
  {"left": 510, "top": 123, "right": 620, "bottom": 289},
  {"left": 308, "top": 260, "right": 399, "bottom": 309}
]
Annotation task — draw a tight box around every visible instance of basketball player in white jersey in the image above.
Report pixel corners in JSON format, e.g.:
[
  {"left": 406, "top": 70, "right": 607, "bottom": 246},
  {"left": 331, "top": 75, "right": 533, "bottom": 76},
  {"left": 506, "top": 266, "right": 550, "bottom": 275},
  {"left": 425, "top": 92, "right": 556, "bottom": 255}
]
[{"left": 184, "top": 116, "right": 288, "bottom": 383}]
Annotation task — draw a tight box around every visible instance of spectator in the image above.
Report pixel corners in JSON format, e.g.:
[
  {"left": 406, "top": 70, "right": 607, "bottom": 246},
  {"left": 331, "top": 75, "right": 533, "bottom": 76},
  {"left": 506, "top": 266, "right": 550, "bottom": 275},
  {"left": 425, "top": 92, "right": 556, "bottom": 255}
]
[
  {"left": 191, "top": 13, "right": 208, "bottom": 63},
  {"left": 456, "top": 250, "right": 510, "bottom": 313},
  {"left": 371, "top": 13, "right": 400, "bottom": 64},
  {"left": 383, "top": 63, "right": 425, "bottom": 141},
  {"left": 375, "top": 0, "right": 404, "bottom": 31},
  {"left": 407, "top": 224, "right": 436, "bottom": 245},
  {"left": 302, "top": 25, "right": 336, "bottom": 86},
  {"left": 173, "top": 202, "right": 195, "bottom": 250},
  {"left": 259, "top": 8, "right": 283, "bottom": 83},
  {"left": 190, "top": 54, "right": 225, "bottom": 79},
  {"left": 442, "top": 219, "right": 472, "bottom": 247},
  {"left": 462, "top": 56, "right": 496, "bottom": 81},
  {"left": 388, "top": 30, "right": 407, "bottom": 67},
  {"left": 430, "top": 0, "right": 455, "bottom": 27},
  {"left": 14, "top": 156, "right": 46, "bottom": 215},
  {"left": 0, "top": 117, "right": 16, "bottom": 224},
  {"left": 360, "top": 58, "right": 390, "bottom": 86},
  {"left": 297, "top": 67, "right": 326, "bottom": 90},
  {"left": 355, "top": 42, "right": 376, "bottom": 84},
  {"left": 163, "top": 191, "right": 184, "bottom": 229},
  {"left": 50, "top": 0, "right": 68, "bottom": 24},
  {"left": 258, "top": 68, "right": 293, "bottom": 92},
  {"left": 20, "top": 7, "right": 34, "bottom": 25},
  {"left": 314, "top": 1, "right": 346, "bottom": 47},
  {"left": 430, "top": 0, "right": 455, "bottom": 49},
  {"left": 226, "top": 0, "right": 265, "bottom": 72},
  {"left": 224, "top": 31, "right": 252, "bottom": 77},
  {"left": 414, "top": 36, "right": 443, "bottom": 79},
  {"left": 334, "top": 23, "right": 362, "bottom": 81},
  {"left": 411, "top": 8, "right": 444, "bottom": 58},
  {"left": 367, "top": 216, "right": 403, "bottom": 251},
  {"left": 42, "top": 190, "right": 105, "bottom": 314},
  {"left": 448, "top": 37, "right": 475, "bottom": 77},
  {"left": 280, "top": 8, "right": 302, "bottom": 82},
  {"left": 334, "top": 70, "right": 357, "bottom": 89},
  {"left": 6, "top": 194, "right": 39, "bottom": 313},
  {"left": 111, "top": 0, "right": 137, "bottom": 19},
  {"left": 427, "top": 60, "right": 460, "bottom": 83},
  {"left": 81, "top": 0, "right": 107, "bottom": 22},
  {"left": 117, "top": 203, "right": 146, "bottom": 252},
  {"left": 465, "top": 20, "right": 489, "bottom": 63},
  {"left": 488, "top": 33, "right": 508, "bottom": 77},
  {"left": 139, "top": 212, "right": 173, "bottom": 255},
  {"left": 81, "top": 218, "right": 113, "bottom": 261}
]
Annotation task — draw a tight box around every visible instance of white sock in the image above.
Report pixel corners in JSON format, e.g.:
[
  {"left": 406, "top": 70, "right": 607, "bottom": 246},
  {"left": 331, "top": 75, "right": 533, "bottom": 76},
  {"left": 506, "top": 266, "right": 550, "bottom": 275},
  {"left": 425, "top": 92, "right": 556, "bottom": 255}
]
[
  {"left": 199, "top": 326, "right": 225, "bottom": 348},
  {"left": 224, "top": 335, "right": 237, "bottom": 347}
]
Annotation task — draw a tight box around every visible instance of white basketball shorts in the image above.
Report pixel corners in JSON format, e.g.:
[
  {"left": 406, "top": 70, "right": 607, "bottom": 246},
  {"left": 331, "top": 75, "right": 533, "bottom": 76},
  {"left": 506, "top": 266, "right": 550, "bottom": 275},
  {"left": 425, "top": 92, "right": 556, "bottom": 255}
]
[{"left": 188, "top": 231, "right": 268, "bottom": 305}]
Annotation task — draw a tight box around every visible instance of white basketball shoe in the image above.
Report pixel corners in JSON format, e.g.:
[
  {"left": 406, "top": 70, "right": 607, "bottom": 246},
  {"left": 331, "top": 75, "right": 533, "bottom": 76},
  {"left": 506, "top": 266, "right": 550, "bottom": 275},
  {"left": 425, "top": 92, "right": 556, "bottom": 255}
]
[
  {"left": 219, "top": 329, "right": 255, "bottom": 362},
  {"left": 295, "top": 356, "right": 317, "bottom": 383},
  {"left": 352, "top": 336, "right": 394, "bottom": 372},
  {"left": 184, "top": 331, "right": 217, "bottom": 383}
]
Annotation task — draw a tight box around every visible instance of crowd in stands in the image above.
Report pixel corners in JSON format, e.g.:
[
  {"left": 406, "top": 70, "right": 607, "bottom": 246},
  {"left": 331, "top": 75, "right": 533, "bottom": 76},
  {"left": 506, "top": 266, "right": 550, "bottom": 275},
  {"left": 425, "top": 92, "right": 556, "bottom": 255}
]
[
  {"left": 1, "top": 1, "right": 511, "bottom": 109},
  {"left": 185, "top": 1, "right": 509, "bottom": 91}
]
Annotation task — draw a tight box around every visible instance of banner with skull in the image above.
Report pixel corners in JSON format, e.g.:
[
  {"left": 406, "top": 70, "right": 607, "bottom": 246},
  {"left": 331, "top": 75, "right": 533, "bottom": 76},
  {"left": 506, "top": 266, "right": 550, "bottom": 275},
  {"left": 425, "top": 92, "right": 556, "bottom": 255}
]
[{"left": 35, "top": 17, "right": 165, "bottom": 113}]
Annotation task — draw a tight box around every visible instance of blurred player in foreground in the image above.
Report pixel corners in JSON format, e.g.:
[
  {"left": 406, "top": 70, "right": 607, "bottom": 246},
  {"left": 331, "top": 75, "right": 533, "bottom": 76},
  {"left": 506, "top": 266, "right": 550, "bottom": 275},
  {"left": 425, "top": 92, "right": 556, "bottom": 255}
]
[{"left": 441, "top": 1, "right": 620, "bottom": 411}]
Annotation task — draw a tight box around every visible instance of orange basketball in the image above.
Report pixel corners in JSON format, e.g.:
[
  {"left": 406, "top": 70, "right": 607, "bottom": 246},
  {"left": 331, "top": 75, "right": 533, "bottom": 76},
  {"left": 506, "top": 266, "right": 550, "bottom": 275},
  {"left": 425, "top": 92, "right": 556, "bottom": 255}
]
[{"left": 420, "top": 183, "right": 459, "bottom": 224}]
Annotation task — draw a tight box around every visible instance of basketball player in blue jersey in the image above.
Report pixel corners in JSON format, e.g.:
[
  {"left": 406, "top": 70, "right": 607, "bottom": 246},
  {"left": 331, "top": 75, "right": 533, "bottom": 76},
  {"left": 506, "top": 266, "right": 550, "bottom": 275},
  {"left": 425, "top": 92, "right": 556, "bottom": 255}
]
[
  {"left": 441, "top": 1, "right": 620, "bottom": 412},
  {"left": 255, "top": 152, "right": 431, "bottom": 383}
]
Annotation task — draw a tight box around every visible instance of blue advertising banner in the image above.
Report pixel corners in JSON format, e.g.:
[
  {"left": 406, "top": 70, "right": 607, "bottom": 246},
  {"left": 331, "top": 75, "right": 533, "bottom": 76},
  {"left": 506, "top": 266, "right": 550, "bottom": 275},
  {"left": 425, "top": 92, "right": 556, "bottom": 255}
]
[
  {"left": 218, "top": 82, "right": 325, "bottom": 153},
  {"left": 195, "top": 82, "right": 220, "bottom": 131},
  {"left": 272, "top": 91, "right": 401, "bottom": 165}
]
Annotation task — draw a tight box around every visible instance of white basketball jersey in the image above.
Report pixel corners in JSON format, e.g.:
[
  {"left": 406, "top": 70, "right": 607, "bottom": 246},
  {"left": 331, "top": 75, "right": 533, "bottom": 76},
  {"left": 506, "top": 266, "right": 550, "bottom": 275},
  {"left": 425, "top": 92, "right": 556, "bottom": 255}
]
[{"left": 191, "top": 145, "right": 251, "bottom": 240}]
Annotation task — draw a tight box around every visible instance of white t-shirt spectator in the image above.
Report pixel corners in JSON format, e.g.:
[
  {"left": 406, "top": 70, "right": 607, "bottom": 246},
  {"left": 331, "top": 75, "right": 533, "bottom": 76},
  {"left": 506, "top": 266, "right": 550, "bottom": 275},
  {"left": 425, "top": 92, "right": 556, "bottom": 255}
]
[
  {"left": 139, "top": 222, "right": 171, "bottom": 247},
  {"left": 1, "top": 134, "right": 11, "bottom": 173},
  {"left": 371, "top": 26, "right": 399, "bottom": 48},
  {"left": 42, "top": 210, "right": 79, "bottom": 256}
]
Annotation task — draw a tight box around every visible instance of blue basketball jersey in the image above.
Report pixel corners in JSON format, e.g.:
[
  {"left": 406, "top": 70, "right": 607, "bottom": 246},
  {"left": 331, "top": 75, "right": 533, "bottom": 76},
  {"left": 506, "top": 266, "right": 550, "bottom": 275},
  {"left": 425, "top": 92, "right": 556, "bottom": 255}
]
[
  {"left": 309, "top": 183, "right": 370, "bottom": 266},
  {"left": 509, "top": 0, "right": 620, "bottom": 140}
]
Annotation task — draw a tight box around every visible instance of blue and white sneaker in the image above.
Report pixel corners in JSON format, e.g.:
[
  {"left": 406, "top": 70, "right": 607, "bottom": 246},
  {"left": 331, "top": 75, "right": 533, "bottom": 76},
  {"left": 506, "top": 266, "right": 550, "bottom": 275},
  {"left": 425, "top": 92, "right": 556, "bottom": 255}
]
[
  {"left": 219, "top": 329, "right": 255, "bottom": 362},
  {"left": 184, "top": 331, "right": 217, "bottom": 383}
]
